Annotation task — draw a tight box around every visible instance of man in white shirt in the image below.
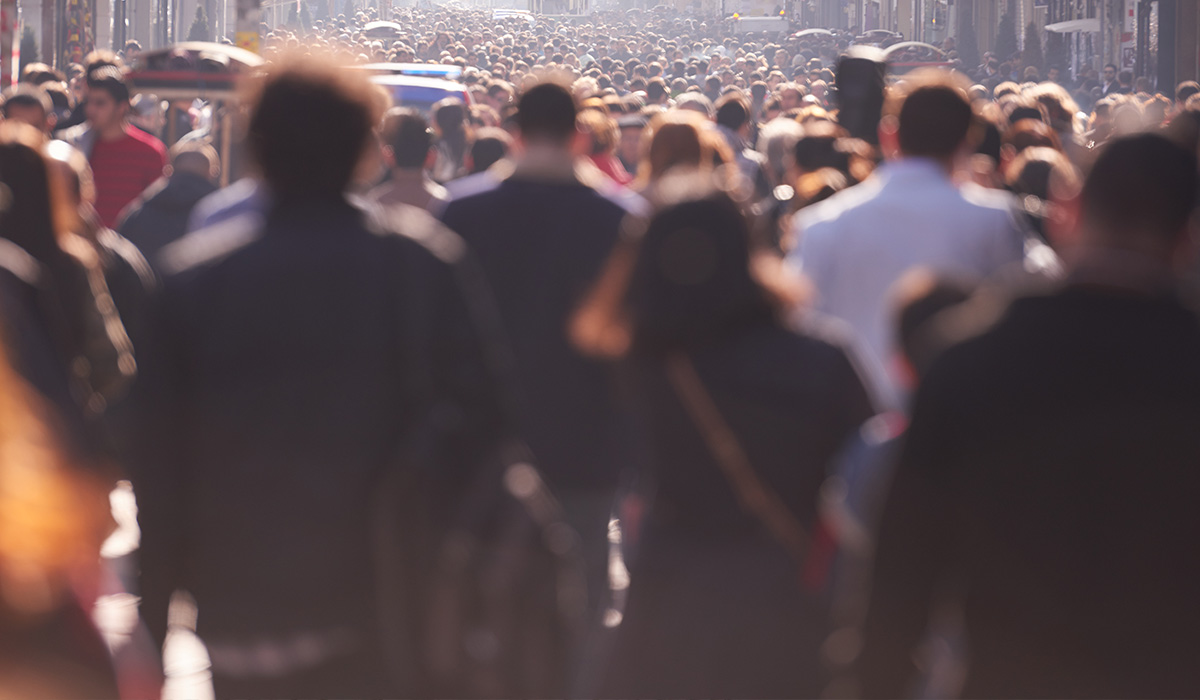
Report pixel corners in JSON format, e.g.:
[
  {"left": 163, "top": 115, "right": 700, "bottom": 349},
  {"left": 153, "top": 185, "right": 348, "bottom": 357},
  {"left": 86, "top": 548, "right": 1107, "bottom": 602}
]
[{"left": 788, "top": 70, "right": 1028, "bottom": 409}]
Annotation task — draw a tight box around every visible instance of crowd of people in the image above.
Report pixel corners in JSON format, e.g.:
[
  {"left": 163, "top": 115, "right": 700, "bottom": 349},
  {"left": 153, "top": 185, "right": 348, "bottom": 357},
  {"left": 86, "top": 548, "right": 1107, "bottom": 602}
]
[{"left": 1, "top": 5, "right": 1200, "bottom": 699}]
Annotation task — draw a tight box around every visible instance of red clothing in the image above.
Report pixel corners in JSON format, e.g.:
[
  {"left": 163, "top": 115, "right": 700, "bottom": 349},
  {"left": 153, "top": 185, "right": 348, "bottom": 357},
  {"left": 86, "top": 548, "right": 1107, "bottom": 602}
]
[
  {"left": 89, "top": 126, "right": 167, "bottom": 227},
  {"left": 589, "top": 153, "right": 633, "bottom": 186}
]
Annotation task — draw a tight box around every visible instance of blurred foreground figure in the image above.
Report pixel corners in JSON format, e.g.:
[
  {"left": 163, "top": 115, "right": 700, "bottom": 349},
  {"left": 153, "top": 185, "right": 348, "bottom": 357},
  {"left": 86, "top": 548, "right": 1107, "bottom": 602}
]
[
  {"left": 575, "top": 175, "right": 874, "bottom": 697},
  {"left": 0, "top": 122, "right": 121, "bottom": 699},
  {"left": 858, "top": 133, "right": 1200, "bottom": 698},
  {"left": 131, "top": 55, "right": 565, "bottom": 699}
]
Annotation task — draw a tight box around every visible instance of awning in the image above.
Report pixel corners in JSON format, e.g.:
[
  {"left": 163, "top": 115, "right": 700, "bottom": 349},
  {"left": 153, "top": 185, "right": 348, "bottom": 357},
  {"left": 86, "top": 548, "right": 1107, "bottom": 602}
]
[{"left": 1045, "top": 18, "right": 1101, "bottom": 33}]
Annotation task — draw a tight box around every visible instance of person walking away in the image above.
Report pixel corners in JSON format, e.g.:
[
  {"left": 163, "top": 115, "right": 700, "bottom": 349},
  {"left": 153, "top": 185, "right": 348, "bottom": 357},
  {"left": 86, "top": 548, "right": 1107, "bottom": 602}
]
[
  {"left": 788, "top": 69, "right": 1028, "bottom": 410},
  {"left": 116, "top": 141, "right": 220, "bottom": 264},
  {"left": 439, "top": 81, "right": 641, "bottom": 688},
  {"left": 857, "top": 133, "right": 1200, "bottom": 698},
  {"left": 370, "top": 108, "right": 450, "bottom": 213},
  {"left": 130, "top": 54, "right": 526, "bottom": 699},
  {"left": 572, "top": 173, "right": 875, "bottom": 698}
]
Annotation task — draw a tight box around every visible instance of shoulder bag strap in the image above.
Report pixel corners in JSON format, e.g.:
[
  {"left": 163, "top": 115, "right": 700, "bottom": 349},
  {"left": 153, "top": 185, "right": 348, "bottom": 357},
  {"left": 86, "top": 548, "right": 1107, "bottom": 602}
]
[{"left": 665, "top": 353, "right": 810, "bottom": 563}]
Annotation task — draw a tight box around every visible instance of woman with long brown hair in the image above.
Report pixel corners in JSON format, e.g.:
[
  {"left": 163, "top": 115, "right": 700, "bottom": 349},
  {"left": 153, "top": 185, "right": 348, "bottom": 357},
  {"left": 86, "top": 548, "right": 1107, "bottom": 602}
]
[{"left": 573, "top": 173, "right": 875, "bottom": 697}]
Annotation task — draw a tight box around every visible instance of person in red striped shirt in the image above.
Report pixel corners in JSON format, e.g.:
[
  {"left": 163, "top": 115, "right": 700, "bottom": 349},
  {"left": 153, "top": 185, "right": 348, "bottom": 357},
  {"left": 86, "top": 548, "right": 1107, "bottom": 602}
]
[{"left": 75, "top": 66, "right": 167, "bottom": 228}]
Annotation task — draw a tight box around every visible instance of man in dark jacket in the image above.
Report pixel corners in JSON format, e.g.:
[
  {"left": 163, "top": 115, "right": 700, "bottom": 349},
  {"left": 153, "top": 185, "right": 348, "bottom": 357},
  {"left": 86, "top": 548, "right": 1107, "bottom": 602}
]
[
  {"left": 116, "top": 141, "right": 219, "bottom": 264},
  {"left": 131, "top": 56, "right": 518, "bottom": 699},
  {"left": 857, "top": 134, "right": 1200, "bottom": 698},
  {"left": 439, "top": 81, "right": 640, "bottom": 679}
]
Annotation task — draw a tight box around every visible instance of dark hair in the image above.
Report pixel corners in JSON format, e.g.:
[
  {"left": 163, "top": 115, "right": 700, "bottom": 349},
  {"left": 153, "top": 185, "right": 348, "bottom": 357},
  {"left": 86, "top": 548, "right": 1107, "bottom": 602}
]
[
  {"left": 469, "top": 127, "right": 511, "bottom": 173},
  {"left": 515, "top": 81, "right": 577, "bottom": 144},
  {"left": 1003, "top": 119, "right": 1062, "bottom": 155},
  {"left": 246, "top": 54, "right": 382, "bottom": 201},
  {"left": 1177, "top": 81, "right": 1200, "bottom": 105},
  {"left": 381, "top": 107, "right": 433, "bottom": 168},
  {"left": 1, "top": 85, "right": 52, "bottom": 118},
  {"left": 42, "top": 82, "right": 73, "bottom": 114},
  {"left": 169, "top": 140, "right": 220, "bottom": 180},
  {"left": 19, "top": 62, "right": 63, "bottom": 85},
  {"left": 646, "top": 77, "right": 668, "bottom": 100},
  {"left": 892, "top": 270, "right": 975, "bottom": 378},
  {"left": 888, "top": 70, "right": 976, "bottom": 160},
  {"left": 714, "top": 92, "right": 750, "bottom": 130},
  {"left": 575, "top": 175, "right": 777, "bottom": 357},
  {"left": 793, "top": 121, "right": 847, "bottom": 173},
  {"left": 1081, "top": 134, "right": 1198, "bottom": 246},
  {"left": 86, "top": 65, "right": 130, "bottom": 104},
  {"left": 0, "top": 123, "right": 64, "bottom": 264}
]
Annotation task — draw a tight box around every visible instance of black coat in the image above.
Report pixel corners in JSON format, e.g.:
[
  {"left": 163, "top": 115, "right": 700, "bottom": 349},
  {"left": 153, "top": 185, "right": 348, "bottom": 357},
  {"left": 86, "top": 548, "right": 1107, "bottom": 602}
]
[
  {"left": 440, "top": 172, "right": 636, "bottom": 494},
  {"left": 604, "top": 317, "right": 875, "bottom": 698},
  {"left": 131, "top": 198, "right": 513, "bottom": 668},
  {"left": 117, "top": 171, "right": 218, "bottom": 264},
  {"left": 859, "top": 281, "right": 1200, "bottom": 698}
]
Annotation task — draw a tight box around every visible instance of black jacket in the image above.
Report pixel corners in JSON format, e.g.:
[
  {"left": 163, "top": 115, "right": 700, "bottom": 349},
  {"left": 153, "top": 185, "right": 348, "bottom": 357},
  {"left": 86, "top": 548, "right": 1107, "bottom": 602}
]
[
  {"left": 440, "top": 169, "right": 636, "bottom": 494},
  {"left": 117, "top": 171, "right": 219, "bottom": 264},
  {"left": 859, "top": 280, "right": 1200, "bottom": 698},
  {"left": 604, "top": 318, "right": 875, "bottom": 698},
  {"left": 131, "top": 198, "right": 514, "bottom": 663}
]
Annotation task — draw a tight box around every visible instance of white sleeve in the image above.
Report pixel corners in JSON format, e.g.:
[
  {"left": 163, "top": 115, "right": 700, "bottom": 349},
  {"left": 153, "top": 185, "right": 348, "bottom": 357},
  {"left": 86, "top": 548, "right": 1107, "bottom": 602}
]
[{"left": 790, "top": 217, "right": 836, "bottom": 313}]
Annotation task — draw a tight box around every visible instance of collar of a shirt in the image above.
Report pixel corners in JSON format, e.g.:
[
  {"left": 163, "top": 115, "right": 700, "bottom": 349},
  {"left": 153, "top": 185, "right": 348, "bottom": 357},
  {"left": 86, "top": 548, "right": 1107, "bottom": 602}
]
[{"left": 877, "top": 157, "right": 951, "bottom": 180}]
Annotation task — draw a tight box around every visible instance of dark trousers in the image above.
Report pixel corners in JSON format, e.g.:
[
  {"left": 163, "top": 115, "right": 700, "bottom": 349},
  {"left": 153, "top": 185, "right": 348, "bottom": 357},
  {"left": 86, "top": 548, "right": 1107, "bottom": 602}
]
[{"left": 211, "top": 649, "right": 394, "bottom": 700}]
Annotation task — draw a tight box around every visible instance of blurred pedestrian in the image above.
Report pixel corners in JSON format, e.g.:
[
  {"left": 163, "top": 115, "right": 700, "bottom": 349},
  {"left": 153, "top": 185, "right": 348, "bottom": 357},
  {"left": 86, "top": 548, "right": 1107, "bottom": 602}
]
[
  {"left": 573, "top": 174, "right": 874, "bottom": 698},
  {"left": 858, "top": 133, "right": 1200, "bottom": 699},
  {"left": 116, "top": 141, "right": 220, "bottom": 264}
]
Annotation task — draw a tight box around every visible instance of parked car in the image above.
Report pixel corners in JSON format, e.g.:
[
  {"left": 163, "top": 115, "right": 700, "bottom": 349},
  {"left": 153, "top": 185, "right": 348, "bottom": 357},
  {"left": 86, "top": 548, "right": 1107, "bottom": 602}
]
[
  {"left": 357, "top": 62, "right": 464, "bottom": 81},
  {"left": 368, "top": 73, "right": 473, "bottom": 114}
]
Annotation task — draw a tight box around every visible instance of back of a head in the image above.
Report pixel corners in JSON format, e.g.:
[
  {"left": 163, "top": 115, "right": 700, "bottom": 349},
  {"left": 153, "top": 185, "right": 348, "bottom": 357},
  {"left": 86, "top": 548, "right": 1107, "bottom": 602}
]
[
  {"left": 381, "top": 107, "right": 433, "bottom": 169},
  {"left": 20, "top": 63, "right": 61, "bottom": 86},
  {"left": 628, "top": 175, "right": 771, "bottom": 353},
  {"left": 646, "top": 78, "right": 667, "bottom": 101},
  {"left": 887, "top": 70, "right": 975, "bottom": 160},
  {"left": 793, "top": 120, "right": 846, "bottom": 173},
  {"left": 757, "top": 117, "right": 803, "bottom": 183},
  {"left": 170, "top": 140, "right": 220, "bottom": 182},
  {"left": 247, "top": 53, "right": 383, "bottom": 202},
  {"left": 432, "top": 98, "right": 467, "bottom": 135},
  {"left": 891, "top": 269, "right": 976, "bottom": 380},
  {"left": 577, "top": 108, "right": 617, "bottom": 156},
  {"left": 84, "top": 51, "right": 122, "bottom": 76},
  {"left": 516, "top": 81, "right": 577, "bottom": 144},
  {"left": 674, "top": 91, "right": 714, "bottom": 119},
  {"left": 1004, "top": 119, "right": 1062, "bottom": 155},
  {"left": 645, "top": 110, "right": 708, "bottom": 181},
  {"left": 1005, "top": 146, "right": 1079, "bottom": 205},
  {"left": 1080, "top": 134, "right": 1198, "bottom": 250},
  {"left": 714, "top": 92, "right": 750, "bottom": 131},
  {"left": 1176, "top": 80, "right": 1200, "bottom": 106},
  {"left": 0, "top": 123, "right": 62, "bottom": 264},
  {"left": 469, "top": 127, "right": 511, "bottom": 173}
]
